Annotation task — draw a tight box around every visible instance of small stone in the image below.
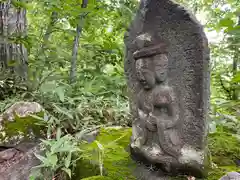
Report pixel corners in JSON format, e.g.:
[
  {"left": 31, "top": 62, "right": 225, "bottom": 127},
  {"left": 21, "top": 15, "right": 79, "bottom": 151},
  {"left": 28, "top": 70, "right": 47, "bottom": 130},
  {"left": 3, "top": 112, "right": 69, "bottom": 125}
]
[
  {"left": 219, "top": 172, "right": 240, "bottom": 180},
  {"left": 0, "top": 148, "right": 18, "bottom": 162}
]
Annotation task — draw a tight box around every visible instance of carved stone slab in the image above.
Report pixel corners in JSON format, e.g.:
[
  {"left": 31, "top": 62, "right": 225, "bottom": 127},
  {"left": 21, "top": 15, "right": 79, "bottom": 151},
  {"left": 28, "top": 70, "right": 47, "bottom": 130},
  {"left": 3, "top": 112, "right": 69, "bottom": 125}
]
[{"left": 124, "top": 0, "right": 210, "bottom": 178}]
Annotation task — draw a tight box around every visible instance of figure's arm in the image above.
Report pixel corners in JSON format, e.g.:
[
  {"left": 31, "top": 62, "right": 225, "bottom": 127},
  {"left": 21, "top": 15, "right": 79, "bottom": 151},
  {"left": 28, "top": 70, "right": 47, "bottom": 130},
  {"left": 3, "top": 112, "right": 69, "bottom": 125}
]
[
  {"left": 146, "top": 112, "right": 157, "bottom": 131},
  {"left": 164, "top": 103, "right": 179, "bottom": 129}
]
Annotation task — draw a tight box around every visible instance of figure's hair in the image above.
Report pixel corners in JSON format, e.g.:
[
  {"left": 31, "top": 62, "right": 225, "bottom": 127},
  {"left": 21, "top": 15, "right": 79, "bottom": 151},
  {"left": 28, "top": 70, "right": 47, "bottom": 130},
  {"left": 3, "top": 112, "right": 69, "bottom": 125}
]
[{"left": 133, "top": 43, "right": 168, "bottom": 60}]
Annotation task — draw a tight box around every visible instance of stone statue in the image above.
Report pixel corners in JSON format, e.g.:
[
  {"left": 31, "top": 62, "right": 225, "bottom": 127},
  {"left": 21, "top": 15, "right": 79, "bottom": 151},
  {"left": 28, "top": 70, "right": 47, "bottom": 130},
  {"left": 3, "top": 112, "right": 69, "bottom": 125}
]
[
  {"left": 125, "top": 0, "right": 210, "bottom": 178},
  {"left": 131, "top": 40, "right": 182, "bottom": 172}
]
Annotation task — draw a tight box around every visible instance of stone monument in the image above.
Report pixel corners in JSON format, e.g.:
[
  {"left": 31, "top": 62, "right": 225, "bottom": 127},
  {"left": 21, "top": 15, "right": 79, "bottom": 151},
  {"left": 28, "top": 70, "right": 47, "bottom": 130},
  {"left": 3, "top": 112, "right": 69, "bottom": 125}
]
[{"left": 124, "top": 0, "right": 210, "bottom": 179}]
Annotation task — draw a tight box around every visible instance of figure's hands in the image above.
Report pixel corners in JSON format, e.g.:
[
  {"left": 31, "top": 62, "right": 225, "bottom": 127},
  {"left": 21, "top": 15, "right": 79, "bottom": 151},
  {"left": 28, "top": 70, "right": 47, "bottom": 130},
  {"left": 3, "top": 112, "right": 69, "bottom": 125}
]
[
  {"left": 165, "top": 121, "right": 176, "bottom": 129},
  {"left": 146, "top": 119, "right": 157, "bottom": 131},
  {"left": 146, "top": 113, "right": 157, "bottom": 131},
  {"left": 138, "top": 109, "right": 147, "bottom": 120}
]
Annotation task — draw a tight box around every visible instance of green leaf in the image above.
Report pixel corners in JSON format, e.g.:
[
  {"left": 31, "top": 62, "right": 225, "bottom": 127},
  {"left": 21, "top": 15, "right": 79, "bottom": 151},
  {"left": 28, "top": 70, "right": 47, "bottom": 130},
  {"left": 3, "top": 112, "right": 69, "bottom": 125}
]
[
  {"left": 56, "top": 127, "right": 61, "bottom": 140},
  {"left": 40, "top": 81, "right": 57, "bottom": 93},
  {"left": 95, "top": 140, "right": 104, "bottom": 151},
  {"left": 62, "top": 168, "right": 71, "bottom": 178},
  {"left": 7, "top": 60, "right": 17, "bottom": 67},
  {"left": 52, "top": 104, "right": 73, "bottom": 119},
  {"left": 40, "top": 139, "right": 55, "bottom": 147},
  {"left": 232, "top": 72, "right": 240, "bottom": 82},
  {"left": 50, "top": 138, "right": 65, "bottom": 153},
  {"left": 11, "top": 0, "right": 28, "bottom": 8},
  {"left": 55, "top": 86, "right": 65, "bottom": 102},
  {"left": 218, "top": 17, "right": 235, "bottom": 28},
  {"left": 29, "top": 114, "right": 45, "bottom": 121},
  {"left": 31, "top": 164, "right": 48, "bottom": 169},
  {"left": 64, "top": 152, "right": 72, "bottom": 168},
  {"left": 34, "top": 153, "right": 49, "bottom": 164},
  {"left": 49, "top": 154, "right": 58, "bottom": 167},
  {"left": 29, "top": 176, "right": 35, "bottom": 180}
]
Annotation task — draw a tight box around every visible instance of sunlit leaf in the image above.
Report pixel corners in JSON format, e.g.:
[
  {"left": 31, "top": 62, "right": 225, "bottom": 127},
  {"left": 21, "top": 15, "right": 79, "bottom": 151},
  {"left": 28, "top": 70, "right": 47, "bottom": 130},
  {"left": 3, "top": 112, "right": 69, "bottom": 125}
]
[
  {"left": 64, "top": 152, "right": 72, "bottom": 168},
  {"left": 49, "top": 154, "right": 58, "bottom": 167}
]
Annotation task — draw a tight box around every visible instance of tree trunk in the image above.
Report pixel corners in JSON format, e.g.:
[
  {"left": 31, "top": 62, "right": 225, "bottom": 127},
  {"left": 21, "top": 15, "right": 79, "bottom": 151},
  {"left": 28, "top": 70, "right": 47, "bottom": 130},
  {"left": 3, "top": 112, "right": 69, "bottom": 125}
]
[
  {"left": 232, "top": 16, "right": 239, "bottom": 100},
  {"left": 0, "top": 0, "right": 28, "bottom": 79},
  {"left": 69, "top": 0, "right": 90, "bottom": 83},
  {"left": 42, "top": 11, "right": 58, "bottom": 52},
  {"left": 69, "top": 14, "right": 84, "bottom": 84}
]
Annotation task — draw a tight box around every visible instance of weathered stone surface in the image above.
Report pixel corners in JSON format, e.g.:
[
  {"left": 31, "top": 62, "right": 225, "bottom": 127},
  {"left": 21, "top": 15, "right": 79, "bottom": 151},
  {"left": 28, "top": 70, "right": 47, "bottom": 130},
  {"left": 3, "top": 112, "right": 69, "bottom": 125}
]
[
  {"left": 219, "top": 172, "right": 240, "bottom": 180},
  {"left": 124, "top": 0, "right": 210, "bottom": 178},
  {"left": 0, "top": 101, "right": 45, "bottom": 146},
  {"left": 0, "top": 142, "right": 41, "bottom": 180},
  {"left": 0, "top": 102, "right": 44, "bottom": 179},
  {"left": 0, "top": 101, "right": 43, "bottom": 122}
]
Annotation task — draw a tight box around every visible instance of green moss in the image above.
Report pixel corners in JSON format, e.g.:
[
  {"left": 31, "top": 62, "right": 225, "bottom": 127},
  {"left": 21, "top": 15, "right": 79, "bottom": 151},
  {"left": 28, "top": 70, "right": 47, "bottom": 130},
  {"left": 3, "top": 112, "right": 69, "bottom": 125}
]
[
  {"left": 74, "top": 127, "right": 240, "bottom": 180},
  {"left": 0, "top": 111, "right": 46, "bottom": 143},
  {"left": 73, "top": 159, "right": 100, "bottom": 179},
  {"left": 207, "top": 129, "right": 240, "bottom": 179},
  {"left": 80, "top": 175, "right": 112, "bottom": 180},
  {"left": 208, "top": 131, "right": 240, "bottom": 166},
  {"left": 207, "top": 166, "right": 240, "bottom": 180},
  {"left": 73, "top": 127, "right": 136, "bottom": 180}
]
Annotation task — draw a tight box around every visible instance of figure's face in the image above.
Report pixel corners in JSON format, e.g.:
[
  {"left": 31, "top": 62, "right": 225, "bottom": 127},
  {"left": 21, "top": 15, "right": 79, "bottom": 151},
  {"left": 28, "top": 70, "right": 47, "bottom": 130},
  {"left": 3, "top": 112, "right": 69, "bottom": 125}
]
[
  {"left": 135, "top": 58, "right": 155, "bottom": 90},
  {"left": 153, "top": 54, "right": 168, "bottom": 83}
]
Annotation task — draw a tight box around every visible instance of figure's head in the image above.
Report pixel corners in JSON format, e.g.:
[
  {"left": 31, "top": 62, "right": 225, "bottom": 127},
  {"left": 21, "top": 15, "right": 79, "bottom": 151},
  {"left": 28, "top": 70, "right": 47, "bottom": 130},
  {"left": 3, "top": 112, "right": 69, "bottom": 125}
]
[
  {"left": 133, "top": 41, "right": 169, "bottom": 88},
  {"left": 135, "top": 58, "right": 155, "bottom": 90},
  {"left": 155, "top": 87, "right": 172, "bottom": 104},
  {"left": 153, "top": 54, "right": 168, "bottom": 83}
]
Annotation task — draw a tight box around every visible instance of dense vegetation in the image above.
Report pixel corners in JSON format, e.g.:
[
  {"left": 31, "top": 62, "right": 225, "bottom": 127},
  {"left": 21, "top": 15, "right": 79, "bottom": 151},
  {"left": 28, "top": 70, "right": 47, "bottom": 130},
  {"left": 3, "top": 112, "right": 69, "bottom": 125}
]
[{"left": 0, "top": 0, "right": 239, "bottom": 179}]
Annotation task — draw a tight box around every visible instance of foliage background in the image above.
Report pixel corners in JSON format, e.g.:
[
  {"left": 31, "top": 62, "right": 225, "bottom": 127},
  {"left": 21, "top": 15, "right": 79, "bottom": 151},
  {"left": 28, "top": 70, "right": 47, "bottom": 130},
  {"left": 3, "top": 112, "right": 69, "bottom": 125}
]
[{"left": 0, "top": 0, "right": 239, "bottom": 179}]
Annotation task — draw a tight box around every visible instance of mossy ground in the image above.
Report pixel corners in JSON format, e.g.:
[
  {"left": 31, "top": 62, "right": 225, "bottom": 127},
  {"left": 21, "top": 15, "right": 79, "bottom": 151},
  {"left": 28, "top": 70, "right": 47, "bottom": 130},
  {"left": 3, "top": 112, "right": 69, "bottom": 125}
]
[
  {"left": 80, "top": 176, "right": 112, "bottom": 180},
  {"left": 74, "top": 127, "right": 240, "bottom": 180},
  {"left": 74, "top": 127, "right": 136, "bottom": 180},
  {"left": 207, "top": 129, "right": 240, "bottom": 180}
]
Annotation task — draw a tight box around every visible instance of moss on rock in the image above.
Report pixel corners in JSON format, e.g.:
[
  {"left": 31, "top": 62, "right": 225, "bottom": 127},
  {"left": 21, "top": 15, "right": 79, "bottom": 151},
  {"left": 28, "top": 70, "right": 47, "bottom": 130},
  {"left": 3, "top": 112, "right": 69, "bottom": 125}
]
[
  {"left": 74, "top": 127, "right": 240, "bottom": 180},
  {"left": 74, "top": 127, "right": 136, "bottom": 180},
  {"left": 80, "top": 175, "right": 112, "bottom": 180},
  {"left": 0, "top": 101, "right": 46, "bottom": 146}
]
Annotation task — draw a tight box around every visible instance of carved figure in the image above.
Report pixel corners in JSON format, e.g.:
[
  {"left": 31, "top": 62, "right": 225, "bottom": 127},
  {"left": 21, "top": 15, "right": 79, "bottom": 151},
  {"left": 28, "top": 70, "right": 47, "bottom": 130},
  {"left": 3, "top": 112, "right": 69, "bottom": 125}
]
[
  {"left": 131, "top": 44, "right": 182, "bottom": 163},
  {"left": 131, "top": 56, "right": 154, "bottom": 150},
  {"left": 151, "top": 85, "right": 181, "bottom": 159}
]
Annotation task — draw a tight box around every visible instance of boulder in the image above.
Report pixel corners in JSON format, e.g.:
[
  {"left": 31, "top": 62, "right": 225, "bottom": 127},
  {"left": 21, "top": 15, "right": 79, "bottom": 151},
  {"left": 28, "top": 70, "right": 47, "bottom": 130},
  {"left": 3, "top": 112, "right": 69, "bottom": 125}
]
[{"left": 0, "top": 101, "right": 45, "bottom": 180}]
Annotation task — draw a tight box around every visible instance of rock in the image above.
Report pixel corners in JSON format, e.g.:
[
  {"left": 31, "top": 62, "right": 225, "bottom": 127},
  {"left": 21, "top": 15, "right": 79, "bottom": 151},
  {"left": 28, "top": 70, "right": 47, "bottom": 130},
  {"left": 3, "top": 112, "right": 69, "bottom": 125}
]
[
  {"left": 81, "top": 130, "right": 99, "bottom": 143},
  {"left": 0, "top": 148, "right": 18, "bottom": 163},
  {"left": 0, "top": 101, "right": 45, "bottom": 146},
  {"left": 124, "top": 0, "right": 210, "bottom": 178},
  {"left": 0, "top": 101, "right": 43, "bottom": 122},
  {"left": 0, "top": 102, "right": 44, "bottom": 180},
  {"left": 219, "top": 172, "right": 240, "bottom": 180},
  {"left": 0, "top": 142, "right": 41, "bottom": 180}
]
